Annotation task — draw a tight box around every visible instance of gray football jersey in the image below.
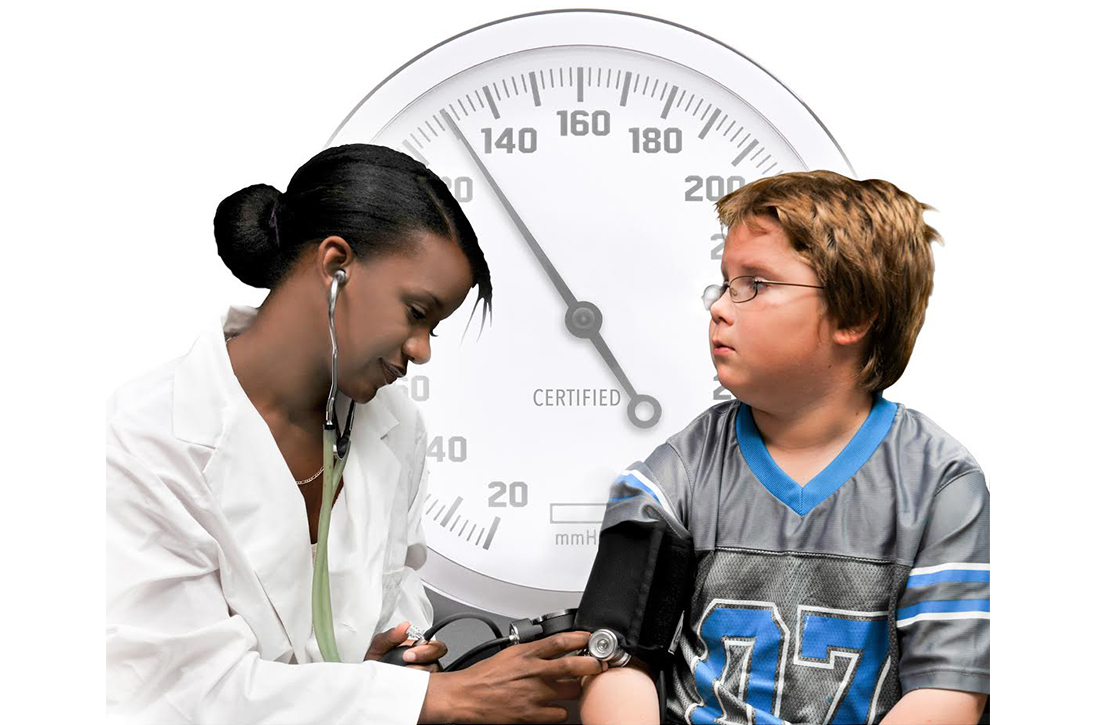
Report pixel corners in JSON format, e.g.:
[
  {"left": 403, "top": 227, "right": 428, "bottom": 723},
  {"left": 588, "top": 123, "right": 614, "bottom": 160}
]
[{"left": 599, "top": 397, "right": 989, "bottom": 725}]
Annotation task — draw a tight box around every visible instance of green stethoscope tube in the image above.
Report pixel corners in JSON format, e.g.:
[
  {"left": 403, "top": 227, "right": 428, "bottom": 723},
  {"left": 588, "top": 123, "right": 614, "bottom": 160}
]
[
  {"left": 312, "top": 427, "right": 349, "bottom": 662},
  {"left": 313, "top": 269, "right": 354, "bottom": 662}
]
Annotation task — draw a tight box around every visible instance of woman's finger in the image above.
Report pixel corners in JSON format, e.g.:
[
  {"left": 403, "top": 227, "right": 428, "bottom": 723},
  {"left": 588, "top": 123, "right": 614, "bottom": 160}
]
[
  {"left": 403, "top": 639, "right": 448, "bottom": 663},
  {"left": 547, "top": 678, "right": 583, "bottom": 701},
  {"left": 530, "top": 704, "right": 569, "bottom": 724},
  {"left": 365, "top": 622, "right": 411, "bottom": 658},
  {"left": 540, "top": 653, "right": 604, "bottom": 680},
  {"left": 528, "top": 631, "right": 591, "bottom": 659}
]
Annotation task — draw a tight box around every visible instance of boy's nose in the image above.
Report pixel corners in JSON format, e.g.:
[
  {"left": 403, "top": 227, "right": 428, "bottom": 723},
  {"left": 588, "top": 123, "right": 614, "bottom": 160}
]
[{"left": 709, "top": 294, "right": 735, "bottom": 326}]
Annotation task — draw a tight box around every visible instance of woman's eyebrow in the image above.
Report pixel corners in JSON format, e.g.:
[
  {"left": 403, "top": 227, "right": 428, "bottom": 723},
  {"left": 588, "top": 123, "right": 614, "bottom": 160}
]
[{"left": 411, "top": 289, "right": 443, "bottom": 310}]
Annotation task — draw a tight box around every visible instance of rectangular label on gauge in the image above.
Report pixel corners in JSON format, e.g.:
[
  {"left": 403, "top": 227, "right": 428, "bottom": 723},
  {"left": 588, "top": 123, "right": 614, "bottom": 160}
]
[{"left": 550, "top": 503, "right": 607, "bottom": 524}]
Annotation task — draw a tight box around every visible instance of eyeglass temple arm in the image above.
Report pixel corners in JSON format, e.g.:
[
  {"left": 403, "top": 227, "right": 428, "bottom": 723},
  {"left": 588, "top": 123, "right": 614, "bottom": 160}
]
[{"left": 755, "top": 280, "right": 825, "bottom": 290}]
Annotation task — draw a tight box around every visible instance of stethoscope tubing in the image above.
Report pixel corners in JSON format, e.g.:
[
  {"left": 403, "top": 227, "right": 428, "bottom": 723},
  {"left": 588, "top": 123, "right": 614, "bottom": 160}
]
[{"left": 314, "top": 270, "right": 356, "bottom": 662}]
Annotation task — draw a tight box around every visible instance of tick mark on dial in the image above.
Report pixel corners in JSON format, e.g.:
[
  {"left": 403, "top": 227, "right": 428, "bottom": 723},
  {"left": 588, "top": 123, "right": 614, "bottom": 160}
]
[
  {"left": 620, "top": 71, "right": 633, "bottom": 106},
  {"left": 482, "top": 85, "right": 501, "bottom": 119},
  {"left": 661, "top": 85, "right": 679, "bottom": 119},
  {"left": 528, "top": 72, "right": 541, "bottom": 106}
]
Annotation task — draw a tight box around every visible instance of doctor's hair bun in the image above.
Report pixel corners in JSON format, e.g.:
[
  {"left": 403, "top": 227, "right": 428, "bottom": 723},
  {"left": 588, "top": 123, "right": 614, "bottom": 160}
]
[
  {"left": 213, "top": 183, "right": 284, "bottom": 288},
  {"left": 209, "top": 144, "right": 492, "bottom": 319}
]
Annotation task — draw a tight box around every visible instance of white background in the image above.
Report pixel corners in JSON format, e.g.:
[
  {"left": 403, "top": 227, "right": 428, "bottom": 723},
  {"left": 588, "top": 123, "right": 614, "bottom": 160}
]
[{"left": 5, "top": 1, "right": 1095, "bottom": 720}]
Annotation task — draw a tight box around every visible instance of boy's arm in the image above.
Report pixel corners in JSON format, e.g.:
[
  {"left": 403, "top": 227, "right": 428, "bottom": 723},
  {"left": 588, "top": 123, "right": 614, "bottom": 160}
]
[
  {"left": 577, "top": 444, "right": 695, "bottom": 725},
  {"left": 580, "top": 661, "right": 660, "bottom": 725},
  {"left": 896, "top": 469, "right": 990, "bottom": 712},
  {"left": 880, "top": 689, "right": 987, "bottom": 724}
]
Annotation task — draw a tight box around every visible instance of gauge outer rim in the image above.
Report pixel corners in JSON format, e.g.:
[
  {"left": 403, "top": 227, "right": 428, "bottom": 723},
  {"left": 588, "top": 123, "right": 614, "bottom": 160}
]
[{"left": 326, "top": 8, "right": 854, "bottom": 176}]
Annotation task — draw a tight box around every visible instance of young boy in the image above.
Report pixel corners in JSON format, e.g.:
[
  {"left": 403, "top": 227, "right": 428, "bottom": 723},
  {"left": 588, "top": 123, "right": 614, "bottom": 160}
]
[{"left": 579, "top": 172, "right": 989, "bottom": 724}]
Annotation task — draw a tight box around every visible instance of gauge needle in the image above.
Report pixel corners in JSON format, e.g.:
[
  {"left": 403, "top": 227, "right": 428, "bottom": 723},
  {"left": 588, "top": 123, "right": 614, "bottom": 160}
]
[{"left": 439, "top": 109, "right": 661, "bottom": 429}]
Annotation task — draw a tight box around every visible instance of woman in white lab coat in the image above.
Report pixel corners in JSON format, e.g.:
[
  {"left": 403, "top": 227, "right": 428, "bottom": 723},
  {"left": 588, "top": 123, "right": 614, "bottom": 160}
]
[{"left": 106, "top": 144, "right": 600, "bottom": 724}]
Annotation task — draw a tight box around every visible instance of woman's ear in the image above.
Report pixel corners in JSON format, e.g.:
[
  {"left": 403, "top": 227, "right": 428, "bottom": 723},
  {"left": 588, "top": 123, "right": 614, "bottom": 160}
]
[{"left": 317, "top": 236, "right": 354, "bottom": 283}]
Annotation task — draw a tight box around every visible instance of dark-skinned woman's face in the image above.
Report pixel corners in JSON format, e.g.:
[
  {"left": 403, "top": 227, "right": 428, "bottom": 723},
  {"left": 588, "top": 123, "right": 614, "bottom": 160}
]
[{"left": 334, "top": 231, "right": 474, "bottom": 404}]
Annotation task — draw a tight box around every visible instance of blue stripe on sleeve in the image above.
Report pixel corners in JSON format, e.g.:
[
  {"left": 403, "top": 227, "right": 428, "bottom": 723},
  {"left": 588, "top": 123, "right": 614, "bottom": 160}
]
[
  {"left": 907, "top": 569, "right": 990, "bottom": 588},
  {"left": 897, "top": 599, "right": 990, "bottom": 620},
  {"left": 609, "top": 472, "right": 662, "bottom": 505}
]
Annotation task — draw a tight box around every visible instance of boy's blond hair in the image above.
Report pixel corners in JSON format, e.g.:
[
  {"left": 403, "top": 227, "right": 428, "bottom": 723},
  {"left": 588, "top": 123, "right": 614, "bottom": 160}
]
[{"left": 716, "top": 170, "right": 941, "bottom": 393}]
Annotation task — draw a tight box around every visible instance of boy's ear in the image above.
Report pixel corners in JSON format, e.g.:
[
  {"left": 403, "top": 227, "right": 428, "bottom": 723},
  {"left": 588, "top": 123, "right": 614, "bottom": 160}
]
[{"left": 833, "top": 317, "right": 874, "bottom": 347}]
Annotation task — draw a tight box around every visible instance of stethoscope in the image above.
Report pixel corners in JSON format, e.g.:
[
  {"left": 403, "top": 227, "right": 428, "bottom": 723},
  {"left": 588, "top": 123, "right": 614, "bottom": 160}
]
[
  {"left": 313, "top": 269, "right": 356, "bottom": 662},
  {"left": 309, "top": 272, "right": 625, "bottom": 679}
]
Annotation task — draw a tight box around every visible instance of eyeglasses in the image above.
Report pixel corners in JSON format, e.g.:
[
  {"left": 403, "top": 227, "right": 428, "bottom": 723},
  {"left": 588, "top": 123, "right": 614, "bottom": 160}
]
[{"left": 702, "top": 276, "right": 824, "bottom": 309}]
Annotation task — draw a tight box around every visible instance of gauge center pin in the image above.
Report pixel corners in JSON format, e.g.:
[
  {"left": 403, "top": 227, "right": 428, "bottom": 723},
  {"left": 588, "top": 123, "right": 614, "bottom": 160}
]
[{"left": 565, "top": 301, "right": 603, "bottom": 338}]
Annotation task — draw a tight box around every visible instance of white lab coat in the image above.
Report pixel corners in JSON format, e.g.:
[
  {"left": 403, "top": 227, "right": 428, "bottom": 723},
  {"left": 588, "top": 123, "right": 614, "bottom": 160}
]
[{"left": 107, "top": 306, "right": 433, "bottom": 724}]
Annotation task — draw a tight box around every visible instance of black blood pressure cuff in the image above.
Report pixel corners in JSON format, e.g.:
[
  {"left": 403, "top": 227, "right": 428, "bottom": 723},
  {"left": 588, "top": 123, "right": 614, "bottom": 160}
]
[{"left": 574, "top": 518, "right": 695, "bottom": 668}]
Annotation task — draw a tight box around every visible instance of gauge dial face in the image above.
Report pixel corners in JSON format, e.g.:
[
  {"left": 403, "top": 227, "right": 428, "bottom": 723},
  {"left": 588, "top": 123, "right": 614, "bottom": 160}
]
[{"left": 330, "top": 11, "right": 851, "bottom": 616}]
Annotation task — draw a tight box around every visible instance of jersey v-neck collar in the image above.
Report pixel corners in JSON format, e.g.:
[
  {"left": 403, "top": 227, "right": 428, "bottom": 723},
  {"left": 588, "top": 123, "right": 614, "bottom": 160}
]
[{"left": 735, "top": 396, "right": 898, "bottom": 516}]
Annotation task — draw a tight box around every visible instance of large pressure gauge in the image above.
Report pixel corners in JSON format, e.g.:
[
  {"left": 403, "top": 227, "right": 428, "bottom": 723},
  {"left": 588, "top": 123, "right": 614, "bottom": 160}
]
[{"left": 328, "top": 10, "right": 852, "bottom": 617}]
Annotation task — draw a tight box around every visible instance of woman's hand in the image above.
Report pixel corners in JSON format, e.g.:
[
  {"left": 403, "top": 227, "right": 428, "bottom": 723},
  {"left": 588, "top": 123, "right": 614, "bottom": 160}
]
[
  {"left": 365, "top": 621, "right": 449, "bottom": 672},
  {"left": 420, "top": 631, "right": 603, "bottom": 723}
]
